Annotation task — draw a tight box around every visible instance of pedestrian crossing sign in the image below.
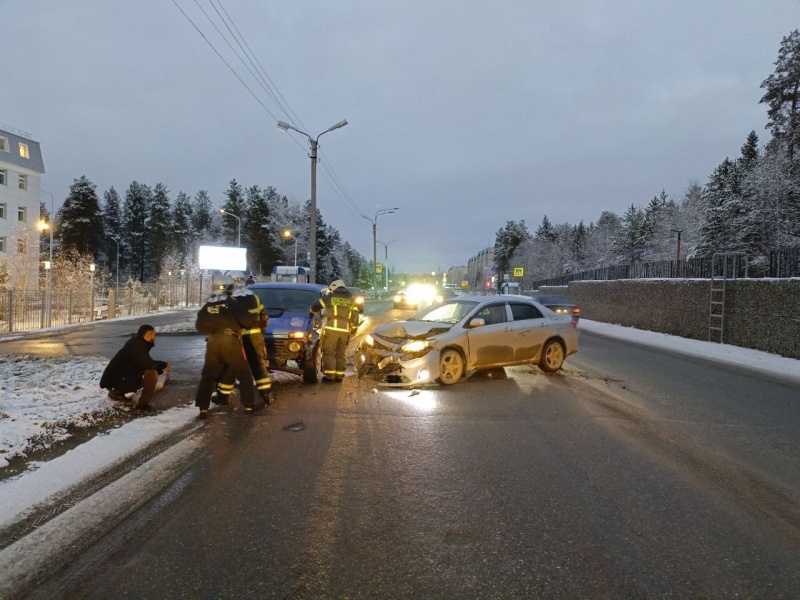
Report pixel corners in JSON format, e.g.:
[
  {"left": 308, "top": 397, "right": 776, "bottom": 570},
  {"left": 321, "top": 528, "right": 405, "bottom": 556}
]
[
  {"left": 513, "top": 267, "right": 524, "bottom": 277},
  {"left": 375, "top": 263, "right": 383, "bottom": 274}
]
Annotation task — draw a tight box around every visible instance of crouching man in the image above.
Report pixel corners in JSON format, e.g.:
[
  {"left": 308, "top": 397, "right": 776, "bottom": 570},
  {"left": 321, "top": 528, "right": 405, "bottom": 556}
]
[{"left": 100, "top": 324, "right": 170, "bottom": 413}]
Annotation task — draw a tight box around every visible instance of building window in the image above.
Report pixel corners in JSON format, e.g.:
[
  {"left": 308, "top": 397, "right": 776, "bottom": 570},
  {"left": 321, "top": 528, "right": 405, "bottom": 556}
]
[
  {"left": 0, "top": 168, "right": 6, "bottom": 185},
  {"left": 18, "top": 174, "right": 27, "bottom": 190},
  {"left": 0, "top": 237, "right": 5, "bottom": 252},
  {"left": 18, "top": 238, "right": 26, "bottom": 254},
  {"left": 18, "top": 206, "right": 27, "bottom": 222},
  {"left": 19, "top": 143, "right": 29, "bottom": 159},
  {"left": 0, "top": 137, "right": 8, "bottom": 152},
  {"left": 0, "top": 203, "right": 5, "bottom": 219}
]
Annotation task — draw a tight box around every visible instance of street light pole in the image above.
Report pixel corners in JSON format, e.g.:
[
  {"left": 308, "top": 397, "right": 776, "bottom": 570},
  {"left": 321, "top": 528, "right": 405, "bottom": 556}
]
[
  {"left": 277, "top": 119, "right": 348, "bottom": 284},
  {"left": 377, "top": 238, "right": 399, "bottom": 291},
  {"left": 283, "top": 229, "right": 298, "bottom": 266},
  {"left": 220, "top": 209, "right": 241, "bottom": 247},
  {"left": 670, "top": 229, "right": 682, "bottom": 263},
  {"left": 363, "top": 208, "right": 399, "bottom": 295}
]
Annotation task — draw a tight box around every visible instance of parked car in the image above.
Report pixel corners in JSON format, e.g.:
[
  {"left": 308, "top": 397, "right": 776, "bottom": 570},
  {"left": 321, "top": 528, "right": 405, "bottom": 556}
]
[
  {"left": 533, "top": 295, "right": 581, "bottom": 326},
  {"left": 356, "top": 295, "right": 579, "bottom": 387},
  {"left": 248, "top": 282, "right": 327, "bottom": 383}
]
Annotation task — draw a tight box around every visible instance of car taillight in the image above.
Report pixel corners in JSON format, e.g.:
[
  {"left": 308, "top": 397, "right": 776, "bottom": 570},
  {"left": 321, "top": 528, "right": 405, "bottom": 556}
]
[{"left": 572, "top": 308, "right": 581, "bottom": 314}]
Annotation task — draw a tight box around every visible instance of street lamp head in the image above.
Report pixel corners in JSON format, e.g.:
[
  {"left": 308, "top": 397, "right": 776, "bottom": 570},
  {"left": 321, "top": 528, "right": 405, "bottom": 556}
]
[
  {"left": 327, "top": 119, "right": 348, "bottom": 132},
  {"left": 277, "top": 120, "right": 292, "bottom": 132},
  {"left": 37, "top": 219, "right": 49, "bottom": 232},
  {"left": 283, "top": 229, "right": 292, "bottom": 239},
  {"left": 220, "top": 208, "right": 226, "bottom": 214},
  {"left": 90, "top": 263, "right": 96, "bottom": 272}
]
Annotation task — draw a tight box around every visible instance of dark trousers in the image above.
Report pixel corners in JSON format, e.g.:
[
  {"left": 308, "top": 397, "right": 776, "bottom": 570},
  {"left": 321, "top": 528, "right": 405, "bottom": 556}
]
[
  {"left": 242, "top": 332, "right": 271, "bottom": 396},
  {"left": 195, "top": 332, "right": 255, "bottom": 410},
  {"left": 110, "top": 369, "right": 158, "bottom": 407}
]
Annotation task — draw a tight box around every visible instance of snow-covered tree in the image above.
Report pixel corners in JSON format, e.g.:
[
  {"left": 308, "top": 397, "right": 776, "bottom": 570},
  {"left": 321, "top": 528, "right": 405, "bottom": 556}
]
[
  {"left": 58, "top": 176, "right": 103, "bottom": 258},
  {"left": 123, "top": 181, "right": 152, "bottom": 281},
  {"left": 148, "top": 183, "right": 172, "bottom": 278},
  {"left": 760, "top": 30, "right": 800, "bottom": 161}
]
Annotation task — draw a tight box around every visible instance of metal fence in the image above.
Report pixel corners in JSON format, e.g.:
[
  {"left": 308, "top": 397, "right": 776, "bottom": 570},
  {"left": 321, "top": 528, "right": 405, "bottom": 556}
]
[
  {"left": 0, "top": 273, "right": 213, "bottom": 333},
  {"left": 529, "top": 248, "right": 800, "bottom": 288}
]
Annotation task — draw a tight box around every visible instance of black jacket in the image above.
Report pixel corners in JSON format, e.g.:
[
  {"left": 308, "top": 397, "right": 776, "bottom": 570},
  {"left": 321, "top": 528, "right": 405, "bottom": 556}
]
[
  {"left": 100, "top": 335, "right": 167, "bottom": 392},
  {"left": 195, "top": 293, "right": 256, "bottom": 334}
]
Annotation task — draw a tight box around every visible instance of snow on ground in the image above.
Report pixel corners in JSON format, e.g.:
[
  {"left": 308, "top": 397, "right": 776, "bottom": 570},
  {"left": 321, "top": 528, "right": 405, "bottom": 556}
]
[{"left": 0, "top": 317, "right": 798, "bottom": 531}]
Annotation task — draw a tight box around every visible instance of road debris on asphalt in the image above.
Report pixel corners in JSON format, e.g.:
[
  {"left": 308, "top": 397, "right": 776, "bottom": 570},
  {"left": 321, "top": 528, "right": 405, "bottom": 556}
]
[{"left": 282, "top": 420, "right": 305, "bottom": 431}]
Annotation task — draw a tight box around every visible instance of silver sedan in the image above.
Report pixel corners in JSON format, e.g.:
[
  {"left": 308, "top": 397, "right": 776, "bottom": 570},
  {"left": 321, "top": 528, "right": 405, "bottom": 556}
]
[{"left": 356, "top": 295, "right": 579, "bottom": 387}]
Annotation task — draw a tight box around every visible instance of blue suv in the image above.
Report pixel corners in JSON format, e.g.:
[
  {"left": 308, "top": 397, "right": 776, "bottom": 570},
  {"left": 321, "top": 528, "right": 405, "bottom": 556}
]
[{"left": 248, "top": 282, "right": 327, "bottom": 383}]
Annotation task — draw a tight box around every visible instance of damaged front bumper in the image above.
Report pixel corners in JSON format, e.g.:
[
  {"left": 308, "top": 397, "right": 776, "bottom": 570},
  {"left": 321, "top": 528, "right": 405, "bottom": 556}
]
[{"left": 355, "top": 341, "right": 441, "bottom": 387}]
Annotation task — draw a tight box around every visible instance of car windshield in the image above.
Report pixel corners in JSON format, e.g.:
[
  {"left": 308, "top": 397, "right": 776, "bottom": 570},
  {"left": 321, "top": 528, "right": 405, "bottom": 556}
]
[
  {"left": 412, "top": 299, "right": 479, "bottom": 324},
  {"left": 252, "top": 288, "right": 319, "bottom": 313}
]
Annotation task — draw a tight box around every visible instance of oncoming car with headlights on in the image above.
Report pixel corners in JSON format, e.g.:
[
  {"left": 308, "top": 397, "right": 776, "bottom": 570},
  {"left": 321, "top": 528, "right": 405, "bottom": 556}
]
[{"left": 355, "top": 295, "right": 578, "bottom": 387}]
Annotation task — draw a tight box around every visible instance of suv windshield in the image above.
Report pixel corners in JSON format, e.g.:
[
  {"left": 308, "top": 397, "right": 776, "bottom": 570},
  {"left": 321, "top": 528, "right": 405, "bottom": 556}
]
[
  {"left": 252, "top": 288, "right": 319, "bottom": 313},
  {"left": 413, "top": 300, "right": 478, "bottom": 324}
]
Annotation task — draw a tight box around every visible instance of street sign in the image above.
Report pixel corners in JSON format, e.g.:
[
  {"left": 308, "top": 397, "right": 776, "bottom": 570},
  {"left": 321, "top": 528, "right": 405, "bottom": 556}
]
[
  {"left": 375, "top": 263, "right": 383, "bottom": 274},
  {"left": 513, "top": 267, "right": 524, "bottom": 277},
  {"left": 461, "top": 281, "right": 469, "bottom": 288}
]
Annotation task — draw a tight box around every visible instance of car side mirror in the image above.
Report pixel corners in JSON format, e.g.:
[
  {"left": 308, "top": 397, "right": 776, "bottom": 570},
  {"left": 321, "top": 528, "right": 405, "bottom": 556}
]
[{"left": 469, "top": 317, "right": 486, "bottom": 328}]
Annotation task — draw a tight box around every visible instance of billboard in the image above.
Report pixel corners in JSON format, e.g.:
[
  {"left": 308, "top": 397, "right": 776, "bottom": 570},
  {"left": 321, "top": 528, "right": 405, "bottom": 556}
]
[{"left": 198, "top": 245, "right": 247, "bottom": 271}]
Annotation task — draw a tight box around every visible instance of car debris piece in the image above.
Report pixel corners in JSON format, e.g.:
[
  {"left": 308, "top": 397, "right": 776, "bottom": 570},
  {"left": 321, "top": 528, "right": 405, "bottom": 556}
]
[{"left": 282, "top": 420, "right": 305, "bottom": 431}]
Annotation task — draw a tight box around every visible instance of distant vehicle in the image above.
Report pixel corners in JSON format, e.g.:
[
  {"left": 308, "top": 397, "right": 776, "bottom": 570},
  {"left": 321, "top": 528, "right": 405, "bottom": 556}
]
[
  {"left": 346, "top": 286, "right": 365, "bottom": 309},
  {"left": 392, "top": 290, "right": 416, "bottom": 310},
  {"left": 270, "top": 265, "right": 310, "bottom": 283},
  {"left": 248, "top": 282, "right": 327, "bottom": 383},
  {"left": 533, "top": 295, "right": 581, "bottom": 327},
  {"left": 356, "top": 295, "right": 579, "bottom": 387}
]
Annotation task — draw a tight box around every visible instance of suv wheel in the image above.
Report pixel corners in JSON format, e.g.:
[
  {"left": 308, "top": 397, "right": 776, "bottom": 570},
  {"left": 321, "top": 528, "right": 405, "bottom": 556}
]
[{"left": 303, "top": 341, "right": 324, "bottom": 383}]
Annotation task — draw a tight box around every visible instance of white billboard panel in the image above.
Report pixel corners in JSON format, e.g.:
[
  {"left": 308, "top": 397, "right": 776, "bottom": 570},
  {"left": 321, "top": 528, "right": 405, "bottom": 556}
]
[{"left": 198, "top": 245, "right": 247, "bottom": 271}]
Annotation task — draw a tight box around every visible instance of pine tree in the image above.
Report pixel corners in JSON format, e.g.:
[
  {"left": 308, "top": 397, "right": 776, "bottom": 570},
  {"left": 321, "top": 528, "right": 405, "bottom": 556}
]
[
  {"left": 148, "top": 183, "right": 173, "bottom": 278},
  {"left": 123, "top": 181, "right": 152, "bottom": 281},
  {"left": 171, "top": 192, "right": 193, "bottom": 266},
  {"left": 493, "top": 220, "right": 530, "bottom": 288},
  {"left": 191, "top": 190, "right": 214, "bottom": 242},
  {"left": 102, "top": 187, "right": 125, "bottom": 279},
  {"left": 614, "top": 204, "right": 646, "bottom": 262},
  {"left": 58, "top": 176, "right": 103, "bottom": 258},
  {"left": 221, "top": 179, "right": 245, "bottom": 246},
  {"left": 535, "top": 215, "right": 558, "bottom": 242},
  {"left": 760, "top": 30, "right": 800, "bottom": 160},
  {"left": 242, "top": 185, "right": 280, "bottom": 275}
]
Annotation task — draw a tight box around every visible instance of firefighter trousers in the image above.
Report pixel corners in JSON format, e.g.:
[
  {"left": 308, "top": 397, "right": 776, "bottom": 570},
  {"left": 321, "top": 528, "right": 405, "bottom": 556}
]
[
  {"left": 196, "top": 332, "right": 255, "bottom": 410},
  {"left": 322, "top": 329, "right": 349, "bottom": 380},
  {"left": 242, "top": 332, "right": 271, "bottom": 398}
]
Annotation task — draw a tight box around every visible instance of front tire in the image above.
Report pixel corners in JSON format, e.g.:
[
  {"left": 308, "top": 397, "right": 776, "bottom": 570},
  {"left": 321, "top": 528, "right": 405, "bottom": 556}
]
[
  {"left": 438, "top": 349, "right": 465, "bottom": 385},
  {"left": 303, "top": 342, "right": 323, "bottom": 383},
  {"left": 539, "top": 339, "right": 565, "bottom": 372}
]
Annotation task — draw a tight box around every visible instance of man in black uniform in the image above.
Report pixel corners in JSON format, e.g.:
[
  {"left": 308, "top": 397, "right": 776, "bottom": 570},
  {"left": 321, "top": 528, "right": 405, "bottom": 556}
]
[
  {"left": 309, "top": 279, "right": 361, "bottom": 382},
  {"left": 100, "top": 324, "right": 170, "bottom": 412},
  {"left": 194, "top": 276, "right": 259, "bottom": 418},
  {"left": 233, "top": 283, "right": 273, "bottom": 404}
]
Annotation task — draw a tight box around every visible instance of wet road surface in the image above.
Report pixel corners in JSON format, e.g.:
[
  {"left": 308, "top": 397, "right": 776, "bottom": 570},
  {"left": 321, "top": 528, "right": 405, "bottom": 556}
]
[{"left": 18, "top": 308, "right": 800, "bottom": 599}]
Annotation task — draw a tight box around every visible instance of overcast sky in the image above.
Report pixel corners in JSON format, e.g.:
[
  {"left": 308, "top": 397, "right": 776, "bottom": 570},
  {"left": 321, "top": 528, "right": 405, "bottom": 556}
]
[{"left": 2, "top": 1, "right": 798, "bottom": 274}]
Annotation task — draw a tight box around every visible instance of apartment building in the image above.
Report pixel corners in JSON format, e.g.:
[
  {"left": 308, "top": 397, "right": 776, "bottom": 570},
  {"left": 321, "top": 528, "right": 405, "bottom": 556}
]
[{"left": 0, "top": 124, "right": 46, "bottom": 290}]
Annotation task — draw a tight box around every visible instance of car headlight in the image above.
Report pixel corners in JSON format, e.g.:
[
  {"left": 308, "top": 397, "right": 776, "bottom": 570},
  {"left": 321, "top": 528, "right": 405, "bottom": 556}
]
[
  {"left": 402, "top": 340, "right": 429, "bottom": 353},
  {"left": 288, "top": 331, "right": 305, "bottom": 339},
  {"left": 394, "top": 295, "right": 402, "bottom": 303},
  {"left": 365, "top": 334, "right": 374, "bottom": 346}
]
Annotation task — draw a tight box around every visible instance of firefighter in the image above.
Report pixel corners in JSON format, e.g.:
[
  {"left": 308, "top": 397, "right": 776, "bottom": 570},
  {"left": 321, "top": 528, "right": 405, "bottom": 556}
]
[
  {"left": 309, "top": 279, "right": 361, "bottom": 382},
  {"left": 194, "top": 275, "right": 259, "bottom": 418},
  {"left": 232, "top": 277, "right": 273, "bottom": 404}
]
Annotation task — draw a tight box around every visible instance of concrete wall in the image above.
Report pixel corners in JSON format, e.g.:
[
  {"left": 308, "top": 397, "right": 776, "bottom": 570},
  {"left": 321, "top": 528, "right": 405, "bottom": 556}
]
[{"left": 537, "top": 279, "right": 800, "bottom": 360}]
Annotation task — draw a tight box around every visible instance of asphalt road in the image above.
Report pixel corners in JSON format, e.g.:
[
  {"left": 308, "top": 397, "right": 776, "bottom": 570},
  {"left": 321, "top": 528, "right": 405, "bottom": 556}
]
[{"left": 19, "top": 306, "right": 800, "bottom": 599}]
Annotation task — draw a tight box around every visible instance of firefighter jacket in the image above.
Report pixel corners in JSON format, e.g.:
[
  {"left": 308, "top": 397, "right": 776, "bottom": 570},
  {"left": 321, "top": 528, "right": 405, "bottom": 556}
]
[
  {"left": 310, "top": 287, "right": 360, "bottom": 334},
  {"left": 195, "top": 293, "right": 256, "bottom": 335},
  {"left": 233, "top": 289, "right": 268, "bottom": 335}
]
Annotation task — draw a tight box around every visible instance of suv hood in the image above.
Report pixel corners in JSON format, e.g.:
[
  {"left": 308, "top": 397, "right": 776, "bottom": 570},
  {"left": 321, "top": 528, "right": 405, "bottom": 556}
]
[{"left": 267, "top": 311, "right": 312, "bottom": 335}]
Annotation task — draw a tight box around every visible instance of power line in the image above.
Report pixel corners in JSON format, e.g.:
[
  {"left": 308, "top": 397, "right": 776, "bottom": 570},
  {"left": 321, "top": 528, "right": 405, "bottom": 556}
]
[{"left": 170, "top": 0, "right": 280, "bottom": 121}]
